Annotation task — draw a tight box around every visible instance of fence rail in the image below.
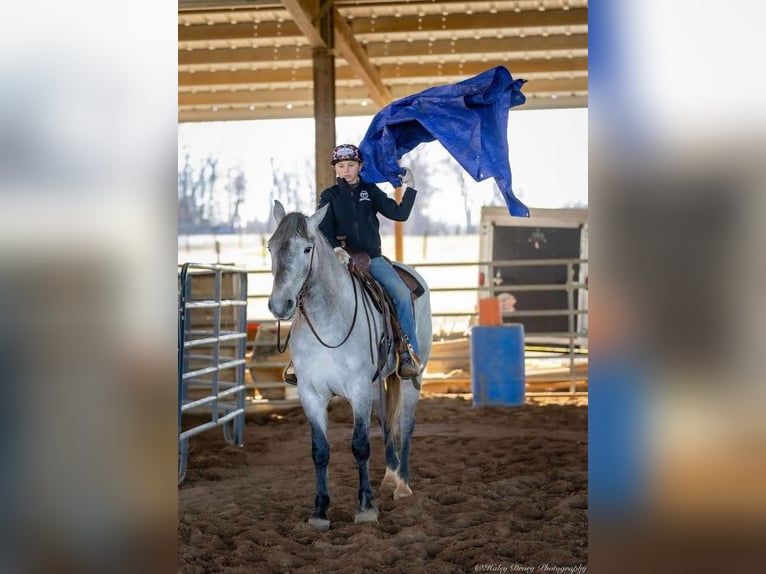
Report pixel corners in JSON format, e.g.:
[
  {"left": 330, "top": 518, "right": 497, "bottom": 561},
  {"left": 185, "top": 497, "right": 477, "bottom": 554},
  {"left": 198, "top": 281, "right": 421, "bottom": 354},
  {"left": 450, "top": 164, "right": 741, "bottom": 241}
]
[
  {"left": 237, "top": 257, "right": 587, "bottom": 404},
  {"left": 178, "top": 263, "right": 248, "bottom": 483}
]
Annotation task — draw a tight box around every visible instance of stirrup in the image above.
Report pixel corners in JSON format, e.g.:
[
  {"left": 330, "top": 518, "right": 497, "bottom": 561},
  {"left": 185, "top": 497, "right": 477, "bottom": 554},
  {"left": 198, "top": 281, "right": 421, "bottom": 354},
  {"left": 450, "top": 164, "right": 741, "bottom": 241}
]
[
  {"left": 397, "top": 354, "right": 422, "bottom": 390},
  {"left": 397, "top": 340, "right": 423, "bottom": 379},
  {"left": 282, "top": 361, "right": 297, "bottom": 385}
]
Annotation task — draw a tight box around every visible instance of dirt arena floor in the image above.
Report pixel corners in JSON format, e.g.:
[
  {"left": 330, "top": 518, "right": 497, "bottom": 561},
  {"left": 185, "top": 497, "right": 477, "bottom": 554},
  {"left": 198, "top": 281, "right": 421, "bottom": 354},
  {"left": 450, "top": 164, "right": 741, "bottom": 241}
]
[{"left": 178, "top": 394, "right": 588, "bottom": 573}]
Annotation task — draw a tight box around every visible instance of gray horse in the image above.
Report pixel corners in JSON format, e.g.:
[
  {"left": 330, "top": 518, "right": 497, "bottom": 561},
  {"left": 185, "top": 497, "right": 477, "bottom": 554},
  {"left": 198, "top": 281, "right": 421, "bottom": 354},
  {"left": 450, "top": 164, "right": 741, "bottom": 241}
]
[{"left": 267, "top": 200, "right": 432, "bottom": 530}]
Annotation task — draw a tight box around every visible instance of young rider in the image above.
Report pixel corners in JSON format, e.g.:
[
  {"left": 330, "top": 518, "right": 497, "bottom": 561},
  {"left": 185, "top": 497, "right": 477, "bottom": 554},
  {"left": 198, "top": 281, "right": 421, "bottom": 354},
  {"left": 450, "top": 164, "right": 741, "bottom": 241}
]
[{"left": 283, "top": 143, "right": 422, "bottom": 384}]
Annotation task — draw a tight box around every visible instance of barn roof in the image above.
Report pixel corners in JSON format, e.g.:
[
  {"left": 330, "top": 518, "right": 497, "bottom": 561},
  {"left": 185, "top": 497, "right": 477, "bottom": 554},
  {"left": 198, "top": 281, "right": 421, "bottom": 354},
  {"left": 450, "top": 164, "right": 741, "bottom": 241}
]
[{"left": 179, "top": 0, "right": 588, "bottom": 122}]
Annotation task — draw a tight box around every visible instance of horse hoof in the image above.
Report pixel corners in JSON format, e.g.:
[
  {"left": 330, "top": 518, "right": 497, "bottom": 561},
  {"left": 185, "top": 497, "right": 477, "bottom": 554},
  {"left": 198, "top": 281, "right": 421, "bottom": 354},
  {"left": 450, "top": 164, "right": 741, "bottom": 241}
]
[
  {"left": 393, "top": 483, "right": 413, "bottom": 500},
  {"left": 354, "top": 507, "right": 379, "bottom": 524},
  {"left": 308, "top": 517, "right": 331, "bottom": 531},
  {"left": 381, "top": 467, "right": 399, "bottom": 487}
]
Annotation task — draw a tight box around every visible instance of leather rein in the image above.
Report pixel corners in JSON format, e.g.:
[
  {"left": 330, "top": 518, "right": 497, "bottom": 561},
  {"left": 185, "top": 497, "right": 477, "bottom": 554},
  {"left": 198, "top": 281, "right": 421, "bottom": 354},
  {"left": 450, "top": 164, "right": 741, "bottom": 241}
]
[{"left": 277, "top": 243, "right": 371, "bottom": 360}]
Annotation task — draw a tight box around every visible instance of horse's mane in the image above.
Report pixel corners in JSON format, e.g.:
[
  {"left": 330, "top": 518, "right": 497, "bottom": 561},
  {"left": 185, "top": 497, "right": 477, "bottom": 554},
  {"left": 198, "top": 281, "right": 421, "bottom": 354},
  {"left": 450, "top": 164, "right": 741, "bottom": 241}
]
[
  {"left": 271, "top": 210, "right": 331, "bottom": 252},
  {"left": 271, "top": 212, "right": 308, "bottom": 244}
]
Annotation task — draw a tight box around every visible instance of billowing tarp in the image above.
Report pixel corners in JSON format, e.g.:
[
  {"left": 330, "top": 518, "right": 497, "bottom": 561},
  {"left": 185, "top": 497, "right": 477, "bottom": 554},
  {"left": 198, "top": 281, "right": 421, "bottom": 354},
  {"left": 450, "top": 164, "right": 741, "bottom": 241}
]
[{"left": 359, "top": 66, "right": 529, "bottom": 217}]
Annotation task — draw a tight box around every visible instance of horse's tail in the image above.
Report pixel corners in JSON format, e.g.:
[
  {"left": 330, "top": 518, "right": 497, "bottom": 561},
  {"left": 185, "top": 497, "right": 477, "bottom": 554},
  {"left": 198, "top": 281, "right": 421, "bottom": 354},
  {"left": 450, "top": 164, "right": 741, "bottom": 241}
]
[{"left": 384, "top": 373, "right": 401, "bottom": 442}]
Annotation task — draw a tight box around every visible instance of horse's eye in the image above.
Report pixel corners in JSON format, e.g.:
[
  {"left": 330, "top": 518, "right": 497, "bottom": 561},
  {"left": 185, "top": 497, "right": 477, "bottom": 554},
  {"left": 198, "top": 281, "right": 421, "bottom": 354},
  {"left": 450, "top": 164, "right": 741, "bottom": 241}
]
[{"left": 304, "top": 246, "right": 312, "bottom": 254}]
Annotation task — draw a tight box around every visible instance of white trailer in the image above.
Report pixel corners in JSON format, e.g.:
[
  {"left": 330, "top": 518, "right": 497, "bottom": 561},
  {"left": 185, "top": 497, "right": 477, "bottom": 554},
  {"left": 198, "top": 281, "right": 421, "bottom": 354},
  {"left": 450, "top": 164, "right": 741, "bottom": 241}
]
[{"left": 477, "top": 205, "right": 588, "bottom": 349}]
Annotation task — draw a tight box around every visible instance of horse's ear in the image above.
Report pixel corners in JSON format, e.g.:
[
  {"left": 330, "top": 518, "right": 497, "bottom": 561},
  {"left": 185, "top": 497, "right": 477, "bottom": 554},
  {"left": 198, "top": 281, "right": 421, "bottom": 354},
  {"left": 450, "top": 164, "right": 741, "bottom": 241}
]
[
  {"left": 273, "top": 200, "right": 286, "bottom": 224},
  {"left": 306, "top": 203, "right": 329, "bottom": 235}
]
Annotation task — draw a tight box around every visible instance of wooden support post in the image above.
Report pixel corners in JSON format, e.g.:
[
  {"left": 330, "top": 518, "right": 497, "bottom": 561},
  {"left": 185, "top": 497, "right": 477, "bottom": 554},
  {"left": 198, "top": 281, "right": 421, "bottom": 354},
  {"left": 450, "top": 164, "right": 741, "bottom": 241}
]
[
  {"left": 312, "top": 7, "right": 336, "bottom": 204},
  {"left": 394, "top": 186, "right": 403, "bottom": 262}
]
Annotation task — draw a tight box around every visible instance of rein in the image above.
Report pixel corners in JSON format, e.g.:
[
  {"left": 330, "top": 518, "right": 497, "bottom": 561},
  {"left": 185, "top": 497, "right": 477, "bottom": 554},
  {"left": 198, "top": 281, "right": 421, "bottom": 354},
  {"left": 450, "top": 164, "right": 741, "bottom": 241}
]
[
  {"left": 299, "top": 265, "right": 359, "bottom": 349},
  {"left": 276, "top": 242, "right": 367, "bottom": 355}
]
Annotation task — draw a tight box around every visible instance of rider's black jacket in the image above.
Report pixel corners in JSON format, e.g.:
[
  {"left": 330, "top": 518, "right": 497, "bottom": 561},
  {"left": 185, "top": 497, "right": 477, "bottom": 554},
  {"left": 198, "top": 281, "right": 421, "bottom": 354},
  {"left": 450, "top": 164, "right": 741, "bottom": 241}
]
[{"left": 317, "top": 178, "right": 417, "bottom": 259}]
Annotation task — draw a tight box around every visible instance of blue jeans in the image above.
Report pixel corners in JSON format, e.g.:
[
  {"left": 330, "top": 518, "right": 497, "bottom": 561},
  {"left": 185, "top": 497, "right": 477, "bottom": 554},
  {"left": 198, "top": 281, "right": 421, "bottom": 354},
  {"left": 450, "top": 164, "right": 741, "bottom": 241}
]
[{"left": 369, "top": 257, "right": 419, "bottom": 356}]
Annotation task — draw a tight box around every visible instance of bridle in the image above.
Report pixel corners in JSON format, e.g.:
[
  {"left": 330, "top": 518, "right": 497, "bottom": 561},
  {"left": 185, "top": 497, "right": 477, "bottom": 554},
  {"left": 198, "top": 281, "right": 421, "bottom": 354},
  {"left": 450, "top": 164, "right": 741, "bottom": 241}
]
[{"left": 276, "top": 240, "right": 361, "bottom": 353}]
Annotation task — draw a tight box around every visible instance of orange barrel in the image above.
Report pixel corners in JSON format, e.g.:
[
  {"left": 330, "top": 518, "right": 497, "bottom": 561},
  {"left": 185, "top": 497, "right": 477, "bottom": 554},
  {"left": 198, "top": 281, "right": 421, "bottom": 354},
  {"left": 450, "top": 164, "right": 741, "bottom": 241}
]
[{"left": 478, "top": 297, "right": 503, "bottom": 326}]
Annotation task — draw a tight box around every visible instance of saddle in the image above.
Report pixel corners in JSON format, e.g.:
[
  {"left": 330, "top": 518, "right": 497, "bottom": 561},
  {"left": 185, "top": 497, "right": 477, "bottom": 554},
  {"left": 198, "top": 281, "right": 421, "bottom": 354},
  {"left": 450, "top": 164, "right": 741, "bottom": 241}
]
[
  {"left": 347, "top": 250, "right": 425, "bottom": 304},
  {"left": 338, "top": 239, "right": 425, "bottom": 362}
]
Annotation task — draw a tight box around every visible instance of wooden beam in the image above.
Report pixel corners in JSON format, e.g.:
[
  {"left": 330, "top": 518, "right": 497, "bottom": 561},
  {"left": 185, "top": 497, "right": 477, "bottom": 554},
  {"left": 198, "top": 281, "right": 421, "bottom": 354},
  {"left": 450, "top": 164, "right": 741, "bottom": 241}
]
[
  {"left": 280, "top": 0, "right": 327, "bottom": 49},
  {"left": 180, "top": 105, "right": 317, "bottom": 123},
  {"left": 178, "top": 57, "right": 588, "bottom": 88},
  {"left": 364, "top": 33, "right": 589, "bottom": 60},
  {"left": 348, "top": 8, "right": 588, "bottom": 36},
  {"left": 178, "top": 7, "right": 588, "bottom": 49},
  {"left": 332, "top": 7, "right": 392, "bottom": 107},
  {"left": 178, "top": 33, "right": 587, "bottom": 69},
  {"left": 178, "top": 7, "right": 587, "bottom": 45},
  {"left": 179, "top": 68, "right": 308, "bottom": 87},
  {"left": 372, "top": 58, "right": 589, "bottom": 78},
  {"left": 179, "top": 45, "right": 313, "bottom": 67},
  {"left": 179, "top": 20, "right": 303, "bottom": 44},
  {"left": 394, "top": 187, "right": 403, "bottom": 262},
  {"left": 180, "top": 87, "right": 322, "bottom": 107},
  {"left": 178, "top": 0, "right": 256, "bottom": 9},
  {"left": 177, "top": 92, "right": 588, "bottom": 122},
  {"left": 178, "top": 34, "right": 588, "bottom": 69},
  {"left": 314, "top": 46, "right": 336, "bottom": 202},
  {"left": 179, "top": 79, "right": 588, "bottom": 105},
  {"left": 517, "top": 77, "right": 588, "bottom": 93},
  {"left": 314, "top": 46, "right": 336, "bottom": 198},
  {"left": 312, "top": 4, "right": 336, "bottom": 201}
]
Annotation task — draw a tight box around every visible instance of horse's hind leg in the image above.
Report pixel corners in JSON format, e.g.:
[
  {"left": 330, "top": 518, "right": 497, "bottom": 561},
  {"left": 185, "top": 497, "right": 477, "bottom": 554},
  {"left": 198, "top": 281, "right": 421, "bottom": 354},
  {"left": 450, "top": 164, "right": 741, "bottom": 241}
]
[
  {"left": 352, "top": 408, "right": 378, "bottom": 523},
  {"left": 380, "top": 431, "right": 400, "bottom": 488},
  {"left": 393, "top": 382, "right": 420, "bottom": 499},
  {"left": 374, "top": 381, "right": 400, "bottom": 487}
]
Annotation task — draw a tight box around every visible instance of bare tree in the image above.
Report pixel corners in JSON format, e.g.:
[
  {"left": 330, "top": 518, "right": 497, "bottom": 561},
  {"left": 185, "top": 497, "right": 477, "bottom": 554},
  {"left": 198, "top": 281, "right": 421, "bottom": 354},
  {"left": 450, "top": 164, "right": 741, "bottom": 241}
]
[
  {"left": 394, "top": 144, "right": 436, "bottom": 235},
  {"left": 200, "top": 156, "right": 218, "bottom": 226},
  {"left": 178, "top": 152, "right": 195, "bottom": 231},
  {"left": 178, "top": 152, "right": 222, "bottom": 232},
  {"left": 226, "top": 167, "right": 247, "bottom": 230},
  {"left": 267, "top": 157, "right": 315, "bottom": 231}
]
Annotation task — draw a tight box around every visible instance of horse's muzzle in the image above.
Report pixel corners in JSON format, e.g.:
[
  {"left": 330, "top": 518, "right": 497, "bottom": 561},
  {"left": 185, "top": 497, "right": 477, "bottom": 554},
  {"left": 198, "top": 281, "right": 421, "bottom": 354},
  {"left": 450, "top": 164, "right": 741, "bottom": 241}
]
[{"left": 268, "top": 297, "right": 295, "bottom": 320}]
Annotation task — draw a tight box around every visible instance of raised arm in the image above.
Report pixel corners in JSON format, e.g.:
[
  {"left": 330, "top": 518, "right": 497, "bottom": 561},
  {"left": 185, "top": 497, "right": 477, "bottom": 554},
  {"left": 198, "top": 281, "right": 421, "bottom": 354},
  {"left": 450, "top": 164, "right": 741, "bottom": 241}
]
[{"left": 371, "top": 182, "right": 417, "bottom": 222}]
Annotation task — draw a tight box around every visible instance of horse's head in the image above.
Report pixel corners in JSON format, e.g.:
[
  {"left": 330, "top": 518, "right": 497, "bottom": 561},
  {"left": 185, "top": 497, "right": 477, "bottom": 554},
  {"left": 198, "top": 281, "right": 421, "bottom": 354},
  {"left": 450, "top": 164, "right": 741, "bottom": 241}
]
[{"left": 267, "top": 200, "right": 329, "bottom": 320}]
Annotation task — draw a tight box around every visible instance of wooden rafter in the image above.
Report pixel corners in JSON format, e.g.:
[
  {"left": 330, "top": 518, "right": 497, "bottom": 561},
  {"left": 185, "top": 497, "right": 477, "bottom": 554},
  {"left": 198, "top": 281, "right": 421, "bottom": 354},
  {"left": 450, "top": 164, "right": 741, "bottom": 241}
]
[
  {"left": 278, "top": 1, "right": 392, "bottom": 108},
  {"left": 332, "top": 7, "right": 392, "bottom": 107},
  {"left": 179, "top": 57, "right": 587, "bottom": 88},
  {"left": 178, "top": 7, "right": 587, "bottom": 44},
  {"left": 178, "top": 33, "right": 588, "bottom": 68},
  {"left": 280, "top": 0, "right": 326, "bottom": 48},
  {"left": 177, "top": 1, "right": 589, "bottom": 121}
]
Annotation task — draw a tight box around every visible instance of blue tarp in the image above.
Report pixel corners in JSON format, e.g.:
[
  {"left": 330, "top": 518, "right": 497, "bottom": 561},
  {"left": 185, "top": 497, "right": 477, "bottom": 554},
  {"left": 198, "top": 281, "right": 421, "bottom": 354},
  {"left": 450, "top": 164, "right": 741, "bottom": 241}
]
[{"left": 359, "top": 66, "right": 529, "bottom": 217}]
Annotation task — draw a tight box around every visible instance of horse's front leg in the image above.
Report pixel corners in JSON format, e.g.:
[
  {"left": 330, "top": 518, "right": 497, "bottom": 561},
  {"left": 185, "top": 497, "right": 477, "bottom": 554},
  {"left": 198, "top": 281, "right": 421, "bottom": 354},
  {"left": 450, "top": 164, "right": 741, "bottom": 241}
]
[
  {"left": 301, "top": 390, "right": 332, "bottom": 531},
  {"left": 352, "top": 408, "right": 378, "bottom": 523},
  {"left": 308, "top": 421, "right": 331, "bottom": 530}
]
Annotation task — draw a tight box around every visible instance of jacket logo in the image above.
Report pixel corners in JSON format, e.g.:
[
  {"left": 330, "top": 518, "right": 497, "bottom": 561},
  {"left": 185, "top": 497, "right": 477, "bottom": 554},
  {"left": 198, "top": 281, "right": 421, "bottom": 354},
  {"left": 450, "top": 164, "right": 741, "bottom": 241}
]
[{"left": 359, "top": 190, "right": 371, "bottom": 202}]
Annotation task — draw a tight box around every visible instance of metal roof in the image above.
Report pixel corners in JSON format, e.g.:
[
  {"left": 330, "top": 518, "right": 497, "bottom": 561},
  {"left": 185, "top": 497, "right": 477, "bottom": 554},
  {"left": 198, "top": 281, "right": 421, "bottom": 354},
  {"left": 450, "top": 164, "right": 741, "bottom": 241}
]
[{"left": 179, "top": 0, "right": 588, "bottom": 122}]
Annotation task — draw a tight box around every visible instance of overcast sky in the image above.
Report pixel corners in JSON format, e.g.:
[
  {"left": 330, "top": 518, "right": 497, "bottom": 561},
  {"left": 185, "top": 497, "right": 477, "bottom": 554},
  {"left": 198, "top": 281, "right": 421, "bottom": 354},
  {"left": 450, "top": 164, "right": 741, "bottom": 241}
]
[{"left": 179, "top": 107, "right": 588, "bottom": 226}]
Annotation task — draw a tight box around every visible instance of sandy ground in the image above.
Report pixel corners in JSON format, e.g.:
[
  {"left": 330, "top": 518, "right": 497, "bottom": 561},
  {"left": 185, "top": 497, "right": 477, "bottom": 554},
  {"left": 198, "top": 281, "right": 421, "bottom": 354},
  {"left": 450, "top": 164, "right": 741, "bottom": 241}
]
[{"left": 178, "top": 395, "right": 588, "bottom": 573}]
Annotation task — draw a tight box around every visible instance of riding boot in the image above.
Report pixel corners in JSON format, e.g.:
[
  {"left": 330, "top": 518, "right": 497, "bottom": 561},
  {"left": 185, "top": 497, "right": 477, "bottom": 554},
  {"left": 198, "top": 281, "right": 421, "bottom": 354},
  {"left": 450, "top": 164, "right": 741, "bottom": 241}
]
[
  {"left": 397, "top": 338, "right": 422, "bottom": 381},
  {"left": 282, "top": 361, "right": 297, "bottom": 385}
]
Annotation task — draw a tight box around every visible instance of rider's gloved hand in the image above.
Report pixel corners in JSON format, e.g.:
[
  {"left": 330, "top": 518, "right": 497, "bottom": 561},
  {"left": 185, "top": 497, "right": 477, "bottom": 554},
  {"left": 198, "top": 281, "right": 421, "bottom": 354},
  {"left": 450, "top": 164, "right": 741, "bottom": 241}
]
[
  {"left": 400, "top": 167, "right": 415, "bottom": 190},
  {"left": 334, "top": 247, "right": 351, "bottom": 265}
]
